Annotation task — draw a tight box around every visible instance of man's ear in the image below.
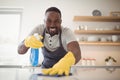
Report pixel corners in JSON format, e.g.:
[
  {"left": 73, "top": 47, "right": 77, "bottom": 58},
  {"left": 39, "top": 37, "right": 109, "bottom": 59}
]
[
  {"left": 60, "top": 19, "right": 62, "bottom": 24},
  {"left": 43, "top": 19, "right": 46, "bottom": 23},
  {"left": 44, "top": 19, "right": 45, "bottom": 22},
  {"left": 44, "top": 15, "right": 47, "bottom": 23}
]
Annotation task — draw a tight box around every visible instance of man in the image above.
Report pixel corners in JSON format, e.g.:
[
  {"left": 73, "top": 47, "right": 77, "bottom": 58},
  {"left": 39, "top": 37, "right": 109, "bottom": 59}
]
[{"left": 18, "top": 7, "right": 81, "bottom": 76}]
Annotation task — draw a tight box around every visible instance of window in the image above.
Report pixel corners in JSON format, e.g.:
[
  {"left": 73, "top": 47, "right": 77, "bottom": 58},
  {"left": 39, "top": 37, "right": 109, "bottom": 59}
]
[
  {"left": 0, "top": 8, "right": 23, "bottom": 65},
  {"left": 0, "top": 14, "right": 20, "bottom": 44}
]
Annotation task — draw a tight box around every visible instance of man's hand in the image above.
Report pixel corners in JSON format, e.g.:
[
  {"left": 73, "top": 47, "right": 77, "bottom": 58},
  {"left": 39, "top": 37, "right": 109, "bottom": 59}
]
[
  {"left": 24, "top": 35, "right": 44, "bottom": 48},
  {"left": 42, "top": 51, "right": 75, "bottom": 76}
]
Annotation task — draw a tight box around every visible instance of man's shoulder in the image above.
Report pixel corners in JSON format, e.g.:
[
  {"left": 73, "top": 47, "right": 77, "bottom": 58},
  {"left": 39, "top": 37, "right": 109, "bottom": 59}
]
[
  {"left": 61, "top": 26, "right": 76, "bottom": 44},
  {"left": 61, "top": 26, "right": 71, "bottom": 32},
  {"left": 35, "top": 24, "right": 45, "bottom": 29},
  {"left": 61, "top": 26, "right": 72, "bottom": 34},
  {"left": 29, "top": 24, "right": 45, "bottom": 36},
  {"left": 34, "top": 24, "right": 45, "bottom": 32}
]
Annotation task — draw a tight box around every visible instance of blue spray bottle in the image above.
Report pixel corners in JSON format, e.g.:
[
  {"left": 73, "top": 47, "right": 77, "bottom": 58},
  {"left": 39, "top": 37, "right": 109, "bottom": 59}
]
[{"left": 30, "top": 33, "right": 40, "bottom": 67}]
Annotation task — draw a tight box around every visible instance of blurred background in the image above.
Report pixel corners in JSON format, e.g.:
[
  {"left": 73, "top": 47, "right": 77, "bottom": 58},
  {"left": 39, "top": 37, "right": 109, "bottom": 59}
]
[{"left": 0, "top": 0, "right": 120, "bottom": 66}]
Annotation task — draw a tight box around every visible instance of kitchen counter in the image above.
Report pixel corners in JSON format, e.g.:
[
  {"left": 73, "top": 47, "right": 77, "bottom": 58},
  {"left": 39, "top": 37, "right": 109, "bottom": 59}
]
[{"left": 0, "top": 66, "right": 120, "bottom": 80}]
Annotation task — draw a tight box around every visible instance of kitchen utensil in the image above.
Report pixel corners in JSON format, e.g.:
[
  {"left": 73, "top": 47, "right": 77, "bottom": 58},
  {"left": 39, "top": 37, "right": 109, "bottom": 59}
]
[
  {"left": 112, "top": 35, "right": 119, "bottom": 42},
  {"left": 87, "top": 36, "right": 99, "bottom": 41},
  {"left": 115, "top": 25, "right": 120, "bottom": 30},
  {"left": 107, "top": 36, "right": 112, "bottom": 42},
  {"left": 100, "top": 37, "right": 107, "bottom": 42}
]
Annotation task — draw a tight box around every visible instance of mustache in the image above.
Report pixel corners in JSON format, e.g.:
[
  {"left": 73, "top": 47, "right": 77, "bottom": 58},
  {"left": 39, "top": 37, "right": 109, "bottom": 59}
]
[{"left": 49, "top": 27, "right": 57, "bottom": 29}]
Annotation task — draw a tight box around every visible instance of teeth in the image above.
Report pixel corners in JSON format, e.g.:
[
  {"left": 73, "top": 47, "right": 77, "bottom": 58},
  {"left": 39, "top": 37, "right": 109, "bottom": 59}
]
[{"left": 50, "top": 28, "right": 56, "bottom": 31}]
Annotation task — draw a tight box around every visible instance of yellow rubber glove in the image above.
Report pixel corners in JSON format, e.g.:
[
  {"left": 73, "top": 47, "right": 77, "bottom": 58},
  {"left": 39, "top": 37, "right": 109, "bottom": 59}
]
[
  {"left": 24, "top": 35, "right": 44, "bottom": 48},
  {"left": 42, "top": 51, "right": 75, "bottom": 76}
]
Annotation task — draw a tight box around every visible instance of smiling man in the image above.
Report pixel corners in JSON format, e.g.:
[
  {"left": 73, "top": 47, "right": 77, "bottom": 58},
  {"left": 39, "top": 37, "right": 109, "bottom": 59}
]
[{"left": 18, "top": 7, "right": 81, "bottom": 76}]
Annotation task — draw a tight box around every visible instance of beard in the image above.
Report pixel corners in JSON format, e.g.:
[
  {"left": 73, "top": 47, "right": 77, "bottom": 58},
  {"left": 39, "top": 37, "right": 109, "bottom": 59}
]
[{"left": 47, "top": 27, "right": 59, "bottom": 36}]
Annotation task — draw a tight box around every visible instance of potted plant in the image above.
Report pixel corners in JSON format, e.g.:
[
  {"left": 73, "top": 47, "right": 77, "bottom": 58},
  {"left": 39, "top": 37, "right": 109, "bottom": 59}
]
[{"left": 105, "top": 56, "right": 117, "bottom": 66}]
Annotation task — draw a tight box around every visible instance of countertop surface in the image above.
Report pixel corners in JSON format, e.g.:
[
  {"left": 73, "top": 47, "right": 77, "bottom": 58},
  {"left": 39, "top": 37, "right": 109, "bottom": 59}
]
[{"left": 0, "top": 66, "right": 120, "bottom": 80}]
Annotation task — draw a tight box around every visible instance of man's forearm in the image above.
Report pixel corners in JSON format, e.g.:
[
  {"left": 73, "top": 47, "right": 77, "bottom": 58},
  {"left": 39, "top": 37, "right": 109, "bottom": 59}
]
[
  {"left": 67, "top": 41, "right": 81, "bottom": 64},
  {"left": 17, "top": 41, "right": 29, "bottom": 54}
]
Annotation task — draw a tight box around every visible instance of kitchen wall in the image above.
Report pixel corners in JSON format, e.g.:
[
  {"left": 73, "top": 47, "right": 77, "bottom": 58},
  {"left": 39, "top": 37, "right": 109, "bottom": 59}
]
[{"left": 0, "top": 0, "right": 120, "bottom": 66}]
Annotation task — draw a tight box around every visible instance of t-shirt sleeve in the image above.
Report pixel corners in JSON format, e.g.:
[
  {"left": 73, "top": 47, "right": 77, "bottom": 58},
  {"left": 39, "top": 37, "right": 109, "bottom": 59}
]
[
  {"left": 28, "top": 24, "right": 44, "bottom": 36},
  {"left": 63, "top": 28, "right": 77, "bottom": 44}
]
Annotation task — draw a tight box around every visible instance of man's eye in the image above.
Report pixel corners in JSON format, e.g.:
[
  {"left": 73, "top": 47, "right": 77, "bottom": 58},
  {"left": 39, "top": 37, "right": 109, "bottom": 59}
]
[
  {"left": 47, "top": 20, "right": 51, "bottom": 23},
  {"left": 46, "top": 19, "right": 60, "bottom": 24},
  {"left": 55, "top": 20, "right": 60, "bottom": 23}
]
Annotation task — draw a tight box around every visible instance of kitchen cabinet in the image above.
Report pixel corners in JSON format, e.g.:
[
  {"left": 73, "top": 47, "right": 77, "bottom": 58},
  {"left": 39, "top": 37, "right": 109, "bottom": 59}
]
[{"left": 73, "top": 16, "right": 120, "bottom": 46}]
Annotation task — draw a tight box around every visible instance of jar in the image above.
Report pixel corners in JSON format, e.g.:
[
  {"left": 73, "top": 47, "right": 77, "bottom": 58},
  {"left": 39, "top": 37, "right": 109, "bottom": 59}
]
[
  {"left": 81, "top": 58, "right": 87, "bottom": 66},
  {"left": 91, "top": 58, "right": 96, "bottom": 66},
  {"left": 86, "top": 58, "right": 91, "bottom": 66}
]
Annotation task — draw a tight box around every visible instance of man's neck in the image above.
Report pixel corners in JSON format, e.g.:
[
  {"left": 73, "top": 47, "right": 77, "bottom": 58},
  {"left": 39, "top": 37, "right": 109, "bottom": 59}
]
[{"left": 45, "top": 28, "right": 61, "bottom": 37}]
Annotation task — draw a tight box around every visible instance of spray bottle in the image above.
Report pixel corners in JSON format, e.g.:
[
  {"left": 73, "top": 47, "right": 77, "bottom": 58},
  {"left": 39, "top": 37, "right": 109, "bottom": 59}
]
[{"left": 30, "top": 33, "right": 40, "bottom": 67}]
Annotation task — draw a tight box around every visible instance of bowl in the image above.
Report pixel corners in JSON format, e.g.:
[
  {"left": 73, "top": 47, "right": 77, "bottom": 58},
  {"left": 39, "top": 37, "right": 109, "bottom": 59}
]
[{"left": 87, "top": 36, "right": 99, "bottom": 42}]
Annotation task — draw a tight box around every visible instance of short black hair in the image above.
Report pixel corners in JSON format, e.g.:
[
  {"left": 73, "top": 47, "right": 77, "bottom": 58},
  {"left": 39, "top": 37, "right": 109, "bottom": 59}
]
[{"left": 45, "top": 7, "right": 61, "bottom": 17}]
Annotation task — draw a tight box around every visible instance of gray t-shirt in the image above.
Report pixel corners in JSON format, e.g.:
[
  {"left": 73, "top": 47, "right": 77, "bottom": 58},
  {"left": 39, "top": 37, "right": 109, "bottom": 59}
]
[{"left": 28, "top": 24, "right": 76, "bottom": 51}]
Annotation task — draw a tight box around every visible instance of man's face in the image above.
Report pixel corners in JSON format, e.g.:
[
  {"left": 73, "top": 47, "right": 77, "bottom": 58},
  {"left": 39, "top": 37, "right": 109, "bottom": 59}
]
[{"left": 44, "top": 11, "right": 62, "bottom": 36}]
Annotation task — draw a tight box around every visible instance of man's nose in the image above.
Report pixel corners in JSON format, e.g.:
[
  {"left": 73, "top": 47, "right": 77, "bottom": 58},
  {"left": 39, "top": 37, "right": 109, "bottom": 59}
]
[{"left": 50, "top": 22, "right": 55, "bottom": 27}]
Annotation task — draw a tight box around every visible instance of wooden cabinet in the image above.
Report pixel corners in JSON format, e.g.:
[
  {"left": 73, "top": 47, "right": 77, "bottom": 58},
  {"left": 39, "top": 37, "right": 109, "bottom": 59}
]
[{"left": 73, "top": 16, "right": 120, "bottom": 46}]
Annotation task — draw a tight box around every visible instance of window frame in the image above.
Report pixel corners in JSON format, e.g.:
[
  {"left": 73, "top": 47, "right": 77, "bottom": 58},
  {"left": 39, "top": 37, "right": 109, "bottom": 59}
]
[{"left": 0, "top": 7, "right": 23, "bottom": 43}]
